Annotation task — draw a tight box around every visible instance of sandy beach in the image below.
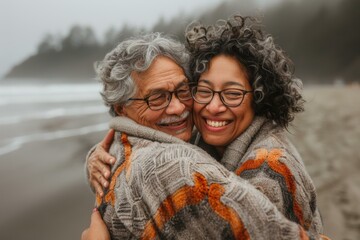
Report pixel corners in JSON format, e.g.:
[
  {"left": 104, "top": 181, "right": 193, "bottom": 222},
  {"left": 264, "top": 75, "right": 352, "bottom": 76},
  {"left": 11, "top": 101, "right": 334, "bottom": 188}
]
[
  {"left": 0, "top": 84, "right": 359, "bottom": 240},
  {"left": 288, "top": 85, "right": 360, "bottom": 240}
]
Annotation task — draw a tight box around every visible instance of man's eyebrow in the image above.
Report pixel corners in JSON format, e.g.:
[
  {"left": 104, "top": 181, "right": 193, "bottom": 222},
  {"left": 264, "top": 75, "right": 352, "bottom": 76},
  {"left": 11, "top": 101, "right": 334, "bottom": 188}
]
[
  {"left": 175, "top": 78, "right": 190, "bottom": 88},
  {"left": 145, "top": 88, "right": 166, "bottom": 96}
]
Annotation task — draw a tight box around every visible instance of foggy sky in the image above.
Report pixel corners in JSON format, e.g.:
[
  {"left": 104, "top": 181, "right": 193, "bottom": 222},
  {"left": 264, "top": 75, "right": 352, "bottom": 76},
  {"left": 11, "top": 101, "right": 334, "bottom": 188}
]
[{"left": 0, "top": 0, "right": 280, "bottom": 79}]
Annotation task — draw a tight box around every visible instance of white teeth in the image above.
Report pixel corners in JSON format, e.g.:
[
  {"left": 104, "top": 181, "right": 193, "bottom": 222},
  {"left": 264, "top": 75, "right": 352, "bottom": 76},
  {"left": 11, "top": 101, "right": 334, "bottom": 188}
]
[{"left": 206, "top": 120, "right": 228, "bottom": 127}]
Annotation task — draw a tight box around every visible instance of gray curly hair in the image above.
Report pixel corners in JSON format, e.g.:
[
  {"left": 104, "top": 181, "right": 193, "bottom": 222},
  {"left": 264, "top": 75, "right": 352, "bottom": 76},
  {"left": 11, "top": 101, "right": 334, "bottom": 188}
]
[
  {"left": 185, "top": 15, "right": 304, "bottom": 128},
  {"left": 95, "top": 32, "right": 190, "bottom": 116}
]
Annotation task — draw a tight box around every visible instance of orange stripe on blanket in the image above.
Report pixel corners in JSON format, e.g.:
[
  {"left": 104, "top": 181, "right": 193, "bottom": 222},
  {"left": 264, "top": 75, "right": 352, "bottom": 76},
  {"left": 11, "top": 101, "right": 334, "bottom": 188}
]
[
  {"left": 141, "top": 173, "right": 208, "bottom": 239},
  {"left": 141, "top": 172, "right": 249, "bottom": 240},
  {"left": 208, "top": 184, "right": 250, "bottom": 240},
  {"left": 235, "top": 148, "right": 305, "bottom": 227},
  {"left": 103, "top": 132, "right": 132, "bottom": 206},
  {"left": 299, "top": 226, "right": 310, "bottom": 240},
  {"left": 319, "top": 234, "right": 332, "bottom": 240},
  {"left": 266, "top": 149, "right": 304, "bottom": 226},
  {"left": 95, "top": 194, "right": 102, "bottom": 208},
  {"left": 235, "top": 148, "right": 267, "bottom": 175}
]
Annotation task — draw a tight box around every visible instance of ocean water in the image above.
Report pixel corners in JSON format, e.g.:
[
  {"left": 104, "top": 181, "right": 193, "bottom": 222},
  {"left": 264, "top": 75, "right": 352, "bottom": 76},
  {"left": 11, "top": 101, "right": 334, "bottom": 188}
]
[
  {"left": 0, "top": 81, "right": 111, "bottom": 238},
  {"left": 0, "top": 82, "right": 109, "bottom": 156}
]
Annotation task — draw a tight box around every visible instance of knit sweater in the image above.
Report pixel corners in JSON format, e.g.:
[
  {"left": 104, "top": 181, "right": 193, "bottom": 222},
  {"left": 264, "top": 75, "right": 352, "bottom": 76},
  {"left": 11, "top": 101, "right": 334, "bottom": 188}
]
[
  {"left": 196, "top": 117, "right": 323, "bottom": 236},
  {"left": 95, "top": 116, "right": 322, "bottom": 240}
]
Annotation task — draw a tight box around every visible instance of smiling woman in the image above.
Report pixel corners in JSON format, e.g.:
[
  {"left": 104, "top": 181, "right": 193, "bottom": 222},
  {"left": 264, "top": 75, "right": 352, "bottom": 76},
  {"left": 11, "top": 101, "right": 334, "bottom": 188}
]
[
  {"left": 192, "top": 55, "right": 255, "bottom": 149},
  {"left": 184, "top": 15, "right": 326, "bottom": 237}
]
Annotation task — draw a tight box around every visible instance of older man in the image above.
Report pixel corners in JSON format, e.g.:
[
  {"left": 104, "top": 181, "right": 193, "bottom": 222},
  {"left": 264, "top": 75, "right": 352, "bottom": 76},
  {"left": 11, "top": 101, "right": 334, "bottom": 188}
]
[{"left": 82, "top": 32, "right": 319, "bottom": 239}]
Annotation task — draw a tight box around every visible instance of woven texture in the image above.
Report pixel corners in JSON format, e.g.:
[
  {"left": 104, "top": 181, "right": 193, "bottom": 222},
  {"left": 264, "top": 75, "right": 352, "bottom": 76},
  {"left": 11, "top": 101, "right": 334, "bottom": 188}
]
[
  {"left": 95, "top": 116, "right": 323, "bottom": 239},
  {"left": 198, "top": 117, "right": 323, "bottom": 236}
]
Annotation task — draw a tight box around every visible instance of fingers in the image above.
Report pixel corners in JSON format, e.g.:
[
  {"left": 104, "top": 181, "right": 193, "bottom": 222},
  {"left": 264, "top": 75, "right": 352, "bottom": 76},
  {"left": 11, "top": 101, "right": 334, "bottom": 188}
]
[
  {"left": 92, "top": 179, "right": 104, "bottom": 197},
  {"left": 100, "top": 129, "right": 115, "bottom": 152},
  {"left": 89, "top": 162, "right": 111, "bottom": 196},
  {"left": 95, "top": 171, "right": 109, "bottom": 188},
  {"left": 98, "top": 147, "right": 116, "bottom": 166},
  {"left": 89, "top": 157, "right": 111, "bottom": 181},
  {"left": 86, "top": 130, "right": 115, "bottom": 195},
  {"left": 95, "top": 139, "right": 116, "bottom": 166}
]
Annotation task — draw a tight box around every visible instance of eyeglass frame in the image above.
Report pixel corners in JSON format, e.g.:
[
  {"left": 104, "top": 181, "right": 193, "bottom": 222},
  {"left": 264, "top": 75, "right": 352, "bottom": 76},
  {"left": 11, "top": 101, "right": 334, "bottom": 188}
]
[
  {"left": 127, "top": 82, "right": 194, "bottom": 111},
  {"left": 191, "top": 85, "right": 253, "bottom": 107}
]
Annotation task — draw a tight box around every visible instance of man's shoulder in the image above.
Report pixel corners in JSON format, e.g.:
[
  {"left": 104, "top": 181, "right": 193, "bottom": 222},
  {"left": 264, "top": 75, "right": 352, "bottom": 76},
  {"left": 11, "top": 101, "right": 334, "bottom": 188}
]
[{"left": 133, "top": 139, "right": 207, "bottom": 160}]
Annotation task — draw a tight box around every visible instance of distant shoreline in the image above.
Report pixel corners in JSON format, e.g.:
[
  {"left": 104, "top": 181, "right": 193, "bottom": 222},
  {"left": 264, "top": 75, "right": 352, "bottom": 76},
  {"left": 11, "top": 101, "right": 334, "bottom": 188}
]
[{"left": 0, "top": 77, "right": 98, "bottom": 85}]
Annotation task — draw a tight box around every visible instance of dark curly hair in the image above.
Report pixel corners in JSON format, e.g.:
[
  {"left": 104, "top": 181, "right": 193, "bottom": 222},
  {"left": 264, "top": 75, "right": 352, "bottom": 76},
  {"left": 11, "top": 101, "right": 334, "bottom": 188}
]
[{"left": 185, "top": 15, "right": 304, "bottom": 128}]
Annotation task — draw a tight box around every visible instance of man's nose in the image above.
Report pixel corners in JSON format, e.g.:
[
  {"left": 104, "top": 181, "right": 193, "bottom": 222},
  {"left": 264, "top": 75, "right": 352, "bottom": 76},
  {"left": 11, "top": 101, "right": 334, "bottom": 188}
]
[{"left": 165, "top": 94, "right": 186, "bottom": 115}]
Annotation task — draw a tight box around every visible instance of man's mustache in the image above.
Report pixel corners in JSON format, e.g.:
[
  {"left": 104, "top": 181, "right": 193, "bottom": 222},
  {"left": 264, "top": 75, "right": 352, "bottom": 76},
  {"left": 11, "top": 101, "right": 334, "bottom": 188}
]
[{"left": 157, "top": 111, "right": 190, "bottom": 124}]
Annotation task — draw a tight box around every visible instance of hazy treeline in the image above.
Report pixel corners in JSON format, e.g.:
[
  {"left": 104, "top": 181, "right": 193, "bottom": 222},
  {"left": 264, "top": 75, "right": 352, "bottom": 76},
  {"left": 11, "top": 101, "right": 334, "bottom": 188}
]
[{"left": 5, "top": 0, "right": 359, "bottom": 83}]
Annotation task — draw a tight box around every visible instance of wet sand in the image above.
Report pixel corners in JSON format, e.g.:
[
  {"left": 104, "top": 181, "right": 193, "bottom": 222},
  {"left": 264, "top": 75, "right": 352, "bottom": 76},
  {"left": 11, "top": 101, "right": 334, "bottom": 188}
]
[
  {"left": 0, "top": 85, "right": 359, "bottom": 239},
  {"left": 0, "top": 112, "right": 110, "bottom": 240},
  {"left": 287, "top": 85, "right": 360, "bottom": 240}
]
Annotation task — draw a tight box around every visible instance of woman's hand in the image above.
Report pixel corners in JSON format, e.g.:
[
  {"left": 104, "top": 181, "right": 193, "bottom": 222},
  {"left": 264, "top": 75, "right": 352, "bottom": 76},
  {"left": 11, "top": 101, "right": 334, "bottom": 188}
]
[
  {"left": 81, "top": 208, "right": 110, "bottom": 240},
  {"left": 88, "top": 129, "right": 116, "bottom": 196}
]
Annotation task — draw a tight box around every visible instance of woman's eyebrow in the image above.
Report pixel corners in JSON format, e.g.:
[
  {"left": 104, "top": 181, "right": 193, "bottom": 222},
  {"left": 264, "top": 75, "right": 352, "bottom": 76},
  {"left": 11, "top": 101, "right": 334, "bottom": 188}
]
[
  {"left": 223, "top": 81, "right": 245, "bottom": 88},
  {"left": 198, "top": 79, "right": 212, "bottom": 86},
  {"left": 198, "top": 79, "right": 245, "bottom": 88}
]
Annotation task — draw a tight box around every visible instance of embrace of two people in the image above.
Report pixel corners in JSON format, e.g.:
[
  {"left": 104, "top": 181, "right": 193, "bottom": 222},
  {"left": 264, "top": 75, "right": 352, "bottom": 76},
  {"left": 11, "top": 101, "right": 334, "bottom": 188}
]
[{"left": 81, "top": 15, "right": 330, "bottom": 240}]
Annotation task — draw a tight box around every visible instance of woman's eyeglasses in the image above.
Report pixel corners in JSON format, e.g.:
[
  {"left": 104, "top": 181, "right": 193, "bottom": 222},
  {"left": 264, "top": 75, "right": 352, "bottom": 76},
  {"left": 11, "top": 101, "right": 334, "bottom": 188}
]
[{"left": 191, "top": 85, "right": 252, "bottom": 107}]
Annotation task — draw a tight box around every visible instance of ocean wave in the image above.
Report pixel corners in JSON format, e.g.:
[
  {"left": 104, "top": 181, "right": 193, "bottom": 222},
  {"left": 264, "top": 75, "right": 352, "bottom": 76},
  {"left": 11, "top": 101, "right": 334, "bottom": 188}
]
[
  {"left": 0, "top": 105, "right": 107, "bottom": 125},
  {"left": 0, "top": 83, "right": 102, "bottom": 105},
  {"left": 0, "top": 123, "right": 108, "bottom": 156}
]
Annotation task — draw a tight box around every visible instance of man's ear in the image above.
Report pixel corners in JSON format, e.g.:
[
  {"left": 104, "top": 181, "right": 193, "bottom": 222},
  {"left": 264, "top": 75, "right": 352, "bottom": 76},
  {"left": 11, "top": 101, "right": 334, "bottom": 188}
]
[{"left": 114, "top": 104, "right": 127, "bottom": 116}]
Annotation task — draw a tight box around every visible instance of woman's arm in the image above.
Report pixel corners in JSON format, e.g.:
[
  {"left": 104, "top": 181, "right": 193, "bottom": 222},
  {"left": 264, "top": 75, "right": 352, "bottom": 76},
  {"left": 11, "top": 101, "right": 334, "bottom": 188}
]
[{"left": 85, "top": 129, "right": 116, "bottom": 196}]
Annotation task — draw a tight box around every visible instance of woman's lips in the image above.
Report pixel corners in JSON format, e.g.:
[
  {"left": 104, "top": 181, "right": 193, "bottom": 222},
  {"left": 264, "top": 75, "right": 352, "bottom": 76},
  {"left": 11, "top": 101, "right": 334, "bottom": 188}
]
[
  {"left": 206, "top": 119, "right": 229, "bottom": 127},
  {"left": 203, "top": 118, "right": 231, "bottom": 132}
]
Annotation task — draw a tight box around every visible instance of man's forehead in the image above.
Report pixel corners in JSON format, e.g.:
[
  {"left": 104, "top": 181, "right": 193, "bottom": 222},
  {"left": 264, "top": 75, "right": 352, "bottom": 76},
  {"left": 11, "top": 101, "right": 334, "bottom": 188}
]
[
  {"left": 144, "top": 78, "right": 189, "bottom": 93},
  {"left": 131, "top": 56, "right": 188, "bottom": 93}
]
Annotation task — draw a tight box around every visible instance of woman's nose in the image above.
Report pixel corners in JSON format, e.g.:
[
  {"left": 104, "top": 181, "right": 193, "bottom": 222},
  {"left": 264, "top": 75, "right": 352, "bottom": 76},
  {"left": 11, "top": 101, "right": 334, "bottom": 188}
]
[{"left": 205, "top": 93, "right": 227, "bottom": 114}]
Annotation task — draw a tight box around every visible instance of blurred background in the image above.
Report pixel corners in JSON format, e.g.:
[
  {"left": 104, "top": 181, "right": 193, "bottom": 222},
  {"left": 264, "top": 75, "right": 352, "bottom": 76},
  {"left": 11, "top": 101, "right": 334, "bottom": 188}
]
[{"left": 0, "top": 0, "right": 359, "bottom": 239}]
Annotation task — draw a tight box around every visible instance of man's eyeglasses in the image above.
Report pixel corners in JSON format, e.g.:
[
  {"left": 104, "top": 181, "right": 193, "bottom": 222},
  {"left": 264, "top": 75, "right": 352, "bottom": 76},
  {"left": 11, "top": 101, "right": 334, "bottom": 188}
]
[
  {"left": 191, "top": 85, "right": 253, "bottom": 107},
  {"left": 127, "top": 83, "right": 193, "bottom": 111}
]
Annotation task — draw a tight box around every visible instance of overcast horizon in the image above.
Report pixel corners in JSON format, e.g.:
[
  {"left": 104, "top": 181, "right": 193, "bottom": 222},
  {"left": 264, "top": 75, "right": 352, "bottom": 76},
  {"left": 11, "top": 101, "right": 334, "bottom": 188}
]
[{"left": 0, "top": 0, "right": 285, "bottom": 79}]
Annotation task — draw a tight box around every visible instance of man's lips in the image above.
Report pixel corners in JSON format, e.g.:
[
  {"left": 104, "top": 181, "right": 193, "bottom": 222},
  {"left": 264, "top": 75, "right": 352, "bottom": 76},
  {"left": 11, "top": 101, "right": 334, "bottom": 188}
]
[{"left": 157, "top": 118, "right": 189, "bottom": 134}]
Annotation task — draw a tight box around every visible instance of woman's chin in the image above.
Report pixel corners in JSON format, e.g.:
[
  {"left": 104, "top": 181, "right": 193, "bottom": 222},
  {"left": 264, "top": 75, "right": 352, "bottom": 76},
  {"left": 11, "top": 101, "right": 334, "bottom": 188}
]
[{"left": 202, "top": 134, "right": 228, "bottom": 148}]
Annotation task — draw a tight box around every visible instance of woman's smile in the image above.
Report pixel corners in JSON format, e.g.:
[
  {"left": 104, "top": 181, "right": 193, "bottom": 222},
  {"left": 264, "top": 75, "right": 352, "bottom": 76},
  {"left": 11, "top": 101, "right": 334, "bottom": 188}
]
[{"left": 193, "top": 54, "right": 255, "bottom": 151}]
